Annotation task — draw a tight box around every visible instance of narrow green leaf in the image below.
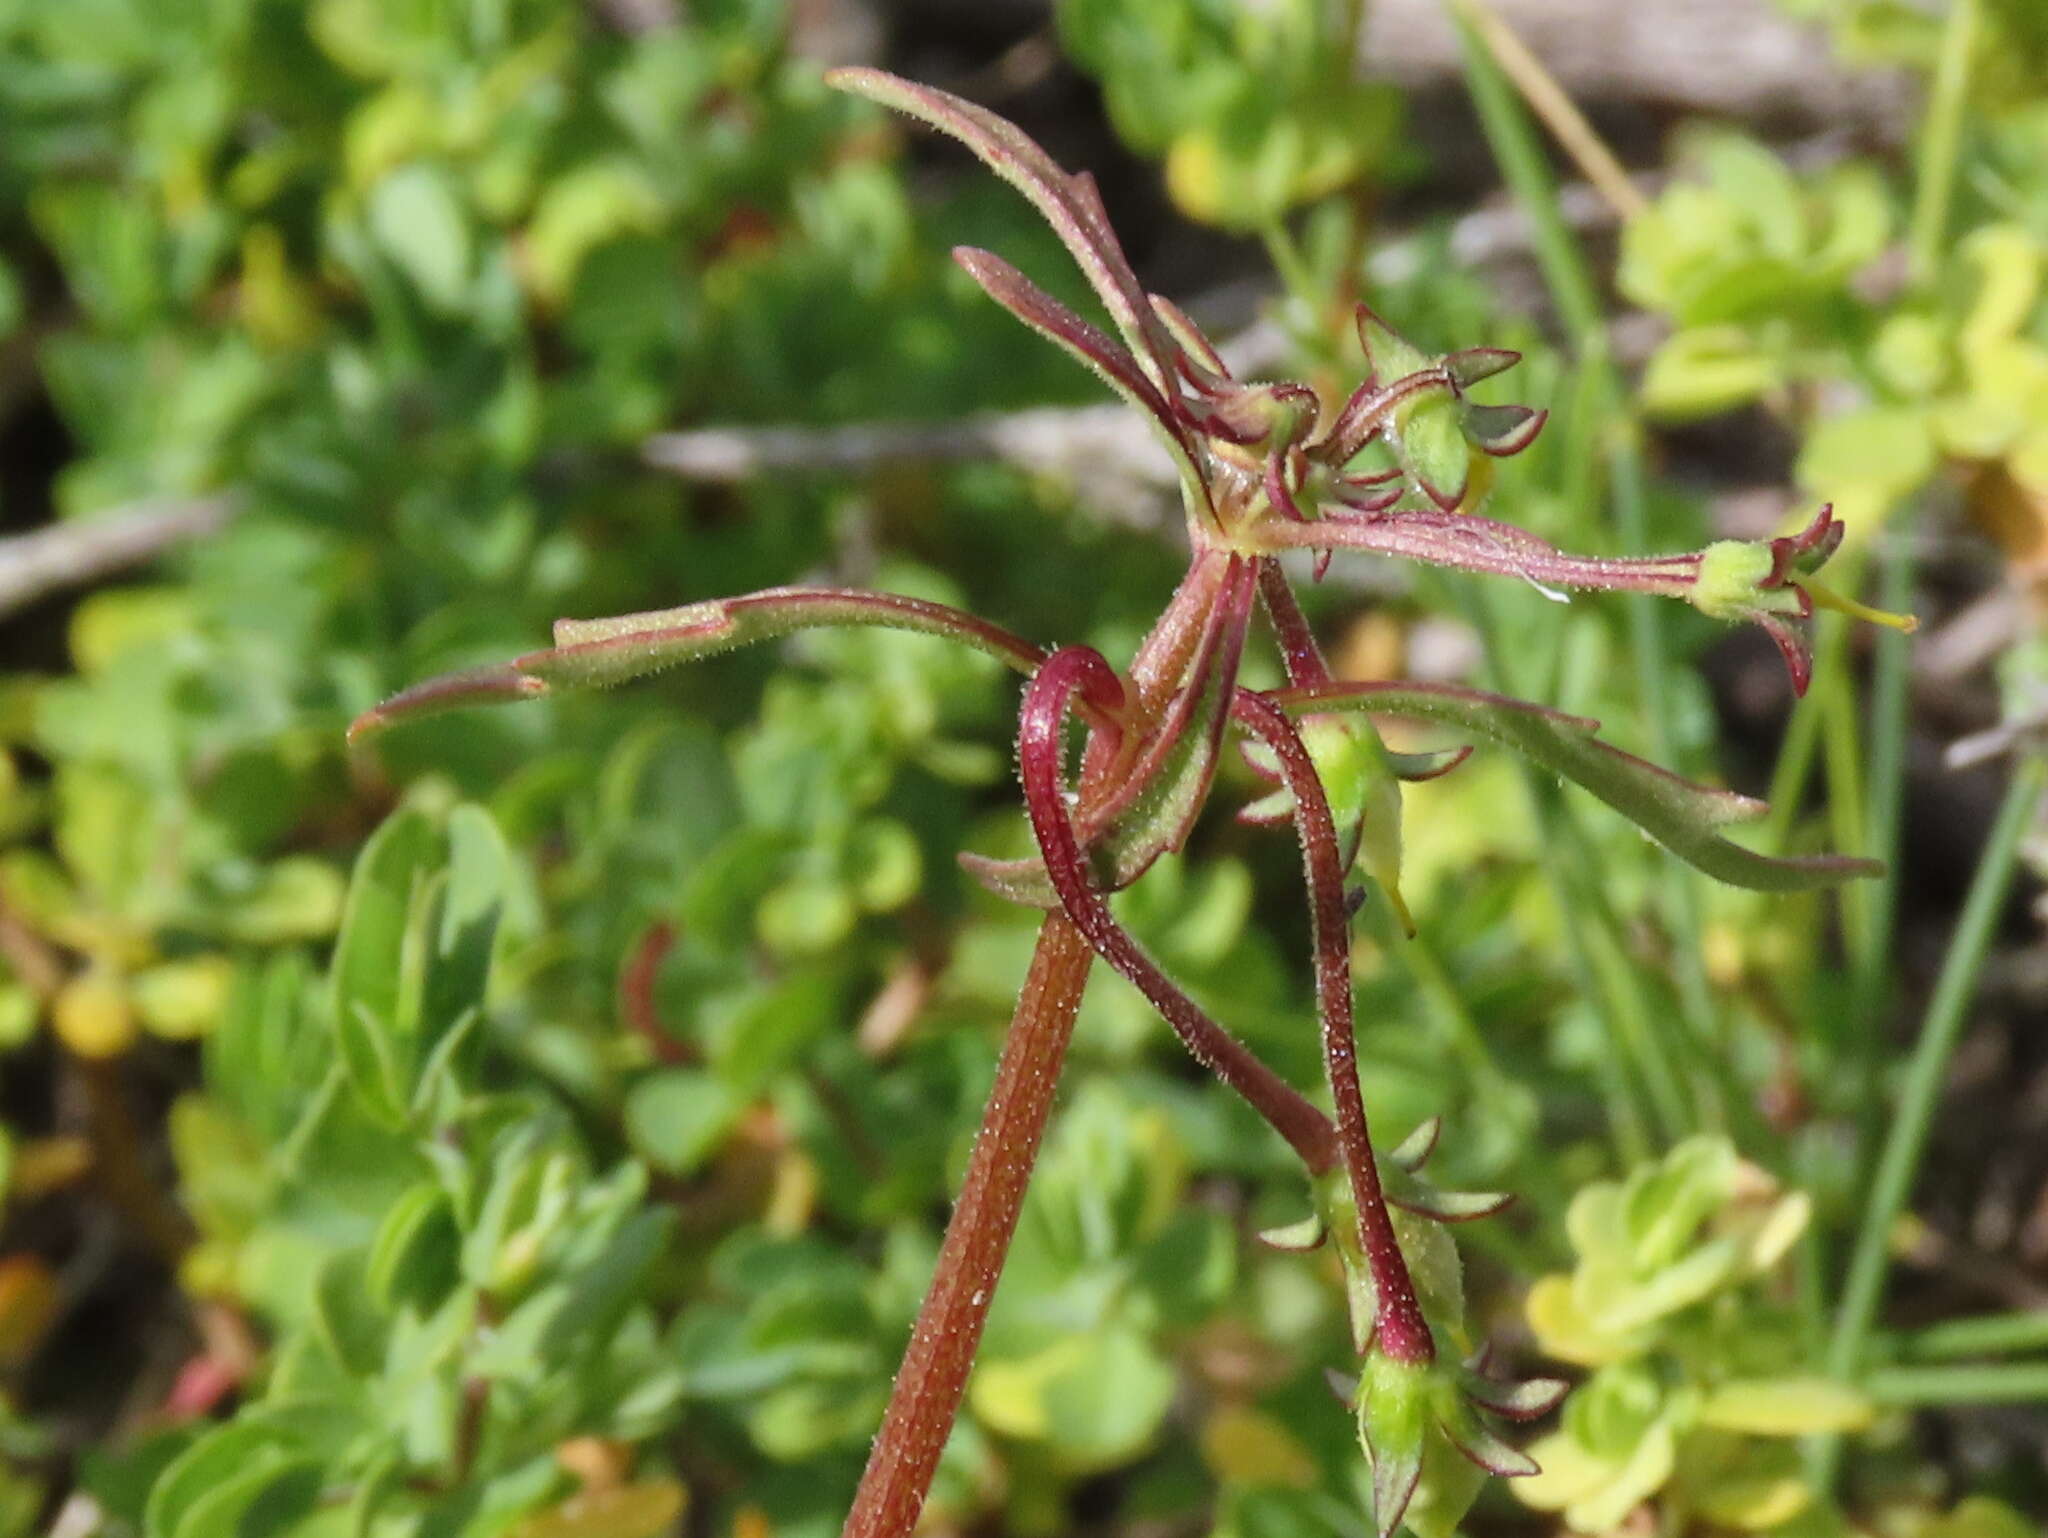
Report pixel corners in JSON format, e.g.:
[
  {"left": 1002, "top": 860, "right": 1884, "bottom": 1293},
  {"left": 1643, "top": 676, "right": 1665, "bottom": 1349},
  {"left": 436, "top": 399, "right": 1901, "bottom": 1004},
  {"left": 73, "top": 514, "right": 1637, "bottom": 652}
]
[
  {"left": 539, "top": 1209, "right": 675, "bottom": 1363},
  {"left": 364, "top": 1184, "right": 459, "bottom": 1315},
  {"left": 311, "top": 1249, "right": 387, "bottom": 1379},
  {"left": 1698, "top": 1377, "right": 1873, "bottom": 1435},
  {"left": 1277, "top": 681, "right": 1880, "bottom": 891},
  {"left": 419, "top": 804, "right": 506, "bottom": 1057},
  {"left": 329, "top": 809, "right": 437, "bottom": 1120}
]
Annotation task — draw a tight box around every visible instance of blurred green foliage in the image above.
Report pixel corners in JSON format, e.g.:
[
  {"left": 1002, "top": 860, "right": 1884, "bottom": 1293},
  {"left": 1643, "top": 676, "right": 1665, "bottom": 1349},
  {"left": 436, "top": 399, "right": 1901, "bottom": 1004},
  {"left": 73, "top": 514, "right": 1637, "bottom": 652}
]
[
  {"left": 0, "top": 0, "right": 2040, "bottom": 1536},
  {"left": 1518, "top": 1137, "right": 1862, "bottom": 1533},
  {"left": 1057, "top": 0, "right": 1404, "bottom": 231},
  {"left": 1621, "top": 121, "right": 2048, "bottom": 532}
]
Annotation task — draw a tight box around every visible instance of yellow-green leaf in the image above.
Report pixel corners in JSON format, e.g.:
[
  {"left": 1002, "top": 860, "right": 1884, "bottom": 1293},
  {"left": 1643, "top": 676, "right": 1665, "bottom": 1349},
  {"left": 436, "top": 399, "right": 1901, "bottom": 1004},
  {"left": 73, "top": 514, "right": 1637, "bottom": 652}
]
[
  {"left": 1697, "top": 1377, "right": 1873, "bottom": 1436},
  {"left": 507, "top": 1480, "right": 686, "bottom": 1538}
]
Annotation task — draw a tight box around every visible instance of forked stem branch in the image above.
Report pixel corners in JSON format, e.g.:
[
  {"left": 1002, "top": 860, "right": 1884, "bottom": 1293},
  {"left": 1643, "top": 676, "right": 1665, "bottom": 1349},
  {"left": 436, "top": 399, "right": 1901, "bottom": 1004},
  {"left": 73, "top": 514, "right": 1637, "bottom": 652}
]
[{"left": 1020, "top": 646, "right": 1340, "bottom": 1173}]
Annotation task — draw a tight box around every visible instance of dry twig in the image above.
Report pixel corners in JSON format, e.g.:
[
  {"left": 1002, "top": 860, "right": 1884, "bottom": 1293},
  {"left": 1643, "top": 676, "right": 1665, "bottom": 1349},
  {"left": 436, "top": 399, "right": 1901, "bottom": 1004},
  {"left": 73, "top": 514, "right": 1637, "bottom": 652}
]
[{"left": 0, "top": 495, "right": 239, "bottom": 621}]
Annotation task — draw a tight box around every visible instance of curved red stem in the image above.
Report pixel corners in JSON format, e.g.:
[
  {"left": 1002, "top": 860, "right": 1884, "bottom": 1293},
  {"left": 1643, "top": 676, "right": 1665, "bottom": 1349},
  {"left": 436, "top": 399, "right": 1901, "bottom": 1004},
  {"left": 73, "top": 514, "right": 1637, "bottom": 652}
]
[
  {"left": 1018, "top": 646, "right": 1338, "bottom": 1173},
  {"left": 1231, "top": 688, "right": 1435, "bottom": 1364}
]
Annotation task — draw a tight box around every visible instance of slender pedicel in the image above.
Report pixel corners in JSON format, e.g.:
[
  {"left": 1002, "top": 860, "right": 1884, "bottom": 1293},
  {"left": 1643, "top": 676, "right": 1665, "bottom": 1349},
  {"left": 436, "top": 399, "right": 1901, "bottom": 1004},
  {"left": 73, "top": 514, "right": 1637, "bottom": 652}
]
[{"left": 1234, "top": 690, "right": 1433, "bottom": 1362}]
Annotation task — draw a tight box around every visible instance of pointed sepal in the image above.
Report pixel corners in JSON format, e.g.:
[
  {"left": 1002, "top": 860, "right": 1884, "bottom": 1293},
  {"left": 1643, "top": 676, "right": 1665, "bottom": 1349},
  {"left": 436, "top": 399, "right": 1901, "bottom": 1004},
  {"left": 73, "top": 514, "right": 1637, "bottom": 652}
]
[
  {"left": 1357, "top": 1352, "right": 1431, "bottom": 1538},
  {"left": 1389, "top": 1185, "right": 1516, "bottom": 1223},
  {"left": 1443, "top": 346, "right": 1521, "bottom": 389},
  {"left": 1689, "top": 506, "right": 1916, "bottom": 698},
  {"left": 1258, "top": 1213, "right": 1329, "bottom": 1252},
  {"left": 1441, "top": 1405, "right": 1541, "bottom": 1478},
  {"left": 1355, "top": 305, "right": 1436, "bottom": 388},
  {"left": 1461, "top": 1365, "right": 1569, "bottom": 1423},
  {"left": 1317, "top": 307, "right": 1548, "bottom": 508},
  {"left": 1385, "top": 745, "right": 1472, "bottom": 782},
  {"left": 1389, "top": 1117, "right": 1441, "bottom": 1172},
  {"left": 1236, "top": 713, "right": 1414, "bottom": 932},
  {"left": 1349, "top": 1344, "right": 1560, "bottom": 1538},
  {"left": 1462, "top": 401, "right": 1546, "bottom": 458}
]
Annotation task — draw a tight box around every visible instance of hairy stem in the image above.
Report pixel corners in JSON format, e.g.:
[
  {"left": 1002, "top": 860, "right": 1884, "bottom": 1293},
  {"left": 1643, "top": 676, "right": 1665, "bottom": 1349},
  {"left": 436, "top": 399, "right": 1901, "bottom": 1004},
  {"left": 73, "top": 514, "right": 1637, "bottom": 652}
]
[
  {"left": 1257, "top": 511, "right": 1701, "bottom": 595},
  {"left": 841, "top": 911, "right": 1094, "bottom": 1538},
  {"left": 1233, "top": 690, "right": 1434, "bottom": 1364},
  {"left": 1257, "top": 558, "right": 1334, "bottom": 688},
  {"left": 1020, "top": 646, "right": 1340, "bottom": 1172},
  {"left": 1066, "top": 553, "right": 1248, "bottom": 847}
]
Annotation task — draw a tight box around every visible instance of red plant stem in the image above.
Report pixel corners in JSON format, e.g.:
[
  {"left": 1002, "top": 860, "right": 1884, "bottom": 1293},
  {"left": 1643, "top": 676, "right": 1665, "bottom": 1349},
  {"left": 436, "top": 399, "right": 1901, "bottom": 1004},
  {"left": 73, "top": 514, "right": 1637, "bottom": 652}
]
[
  {"left": 1233, "top": 689, "right": 1434, "bottom": 1364},
  {"left": 1019, "top": 645, "right": 1339, "bottom": 1173},
  {"left": 841, "top": 911, "right": 1094, "bottom": 1538},
  {"left": 1258, "top": 511, "right": 1702, "bottom": 595},
  {"left": 618, "top": 920, "right": 690, "bottom": 1064},
  {"left": 1257, "top": 557, "right": 1334, "bottom": 688}
]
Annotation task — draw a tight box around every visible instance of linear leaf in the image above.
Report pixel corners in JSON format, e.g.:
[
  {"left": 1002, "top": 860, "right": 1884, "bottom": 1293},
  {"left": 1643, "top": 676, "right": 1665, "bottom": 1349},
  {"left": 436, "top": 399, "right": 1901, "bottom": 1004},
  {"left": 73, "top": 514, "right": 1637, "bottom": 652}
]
[
  {"left": 1273, "top": 681, "right": 1880, "bottom": 891},
  {"left": 828, "top": 68, "right": 1181, "bottom": 389},
  {"left": 352, "top": 588, "right": 1047, "bottom": 738}
]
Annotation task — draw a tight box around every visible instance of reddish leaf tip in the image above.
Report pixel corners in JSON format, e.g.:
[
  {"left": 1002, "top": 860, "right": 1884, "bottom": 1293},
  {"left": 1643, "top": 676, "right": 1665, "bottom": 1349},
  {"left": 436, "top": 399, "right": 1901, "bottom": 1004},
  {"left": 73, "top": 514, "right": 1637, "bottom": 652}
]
[
  {"left": 1444, "top": 346, "right": 1521, "bottom": 388},
  {"left": 1463, "top": 1374, "right": 1570, "bottom": 1423},
  {"left": 347, "top": 665, "right": 548, "bottom": 741}
]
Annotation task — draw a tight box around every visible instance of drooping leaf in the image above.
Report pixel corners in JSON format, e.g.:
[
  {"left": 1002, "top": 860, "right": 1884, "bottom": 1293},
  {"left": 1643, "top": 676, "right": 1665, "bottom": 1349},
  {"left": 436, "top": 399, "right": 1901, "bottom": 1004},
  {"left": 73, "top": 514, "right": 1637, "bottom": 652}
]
[
  {"left": 1275, "top": 681, "right": 1880, "bottom": 891},
  {"left": 351, "top": 589, "right": 1046, "bottom": 739}
]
